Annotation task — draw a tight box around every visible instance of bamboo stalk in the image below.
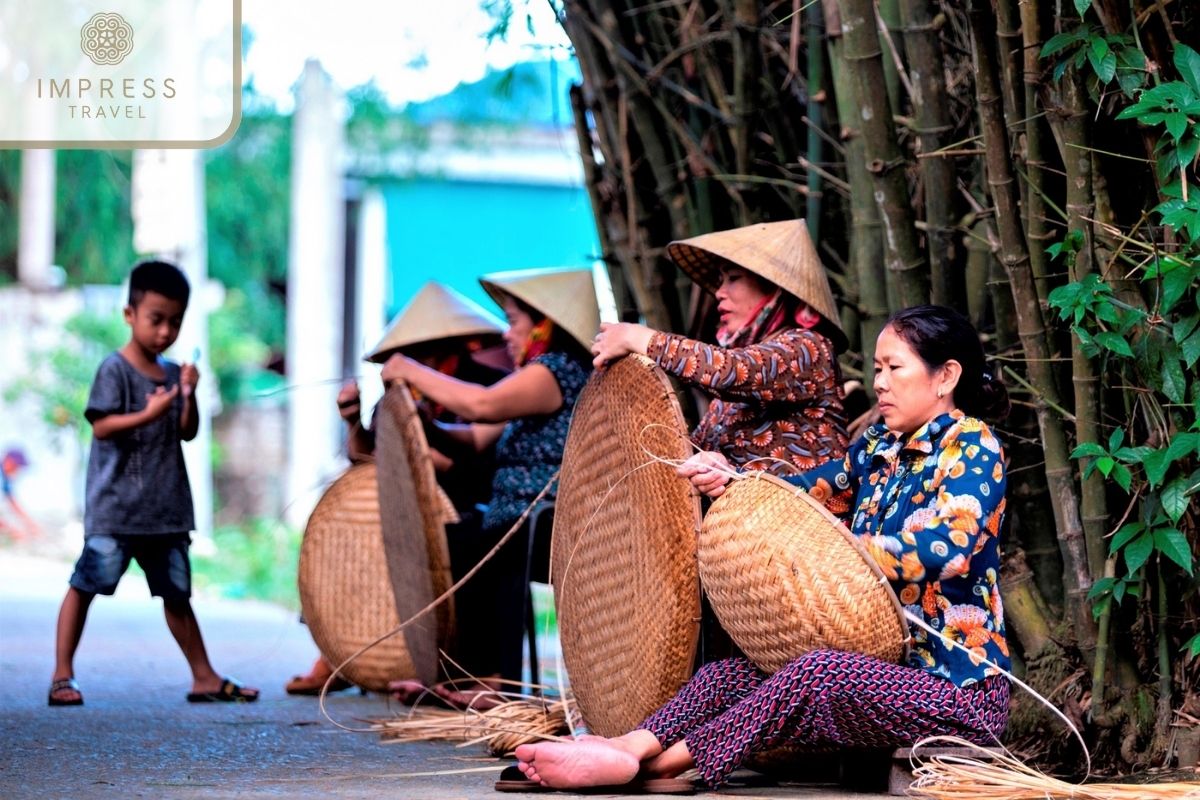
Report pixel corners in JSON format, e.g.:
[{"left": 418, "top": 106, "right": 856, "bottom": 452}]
[
  {"left": 1054, "top": 66, "right": 1106, "bottom": 663},
  {"left": 837, "top": 0, "right": 929, "bottom": 306},
  {"left": 805, "top": 0, "right": 826, "bottom": 240},
  {"left": 967, "top": 0, "right": 1091, "bottom": 636},
  {"left": 827, "top": 0, "right": 887, "bottom": 387},
  {"left": 898, "top": 0, "right": 960, "bottom": 306},
  {"left": 1019, "top": 0, "right": 1053, "bottom": 310}
]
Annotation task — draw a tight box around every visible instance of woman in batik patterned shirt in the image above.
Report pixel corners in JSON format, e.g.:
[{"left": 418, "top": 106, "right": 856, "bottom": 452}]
[
  {"left": 506, "top": 306, "right": 1011, "bottom": 793},
  {"left": 590, "top": 220, "right": 848, "bottom": 475}
]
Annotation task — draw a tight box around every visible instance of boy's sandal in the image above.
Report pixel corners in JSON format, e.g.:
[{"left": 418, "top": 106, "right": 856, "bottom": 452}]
[
  {"left": 494, "top": 766, "right": 694, "bottom": 795},
  {"left": 187, "top": 677, "right": 259, "bottom": 703},
  {"left": 48, "top": 678, "right": 84, "bottom": 707}
]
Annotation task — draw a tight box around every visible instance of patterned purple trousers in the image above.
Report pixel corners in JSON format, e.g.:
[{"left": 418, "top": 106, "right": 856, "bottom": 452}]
[{"left": 637, "top": 649, "right": 1010, "bottom": 787}]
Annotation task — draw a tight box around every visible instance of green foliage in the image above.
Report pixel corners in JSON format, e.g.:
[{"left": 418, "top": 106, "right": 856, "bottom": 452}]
[
  {"left": 191, "top": 517, "right": 301, "bottom": 609},
  {"left": 55, "top": 151, "right": 138, "bottom": 284},
  {"left": 1041, "top": 26, "right": 1145, "bottom": 93},
  {"left": 2, "top": 311, "right": 126, "bottom": 448}
]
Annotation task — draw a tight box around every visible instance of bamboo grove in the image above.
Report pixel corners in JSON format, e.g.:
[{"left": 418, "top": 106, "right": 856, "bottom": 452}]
[{"left": 548, "top": 0, "right": 1200, "bottom": 774}]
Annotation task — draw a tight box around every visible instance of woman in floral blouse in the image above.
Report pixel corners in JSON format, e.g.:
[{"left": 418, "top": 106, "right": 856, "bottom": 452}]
[
  {"left": 382, "top": 268, "right": 595, "bottom": 709},
  {"left": 590, "top": 219, "right": 848, "bottom": 475},
  {"left": 506, "top": 305, "right": 1011, "bottom": 792}
]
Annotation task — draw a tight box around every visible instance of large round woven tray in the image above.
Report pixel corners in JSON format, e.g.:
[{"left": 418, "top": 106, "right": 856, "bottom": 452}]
[
  {"left": 552, "top": 354, "right": 702, "bottom": 737},
  {"left": 299, "top": 463, "right": 415, "bottom": 691},
  {"left": 699, "top": 472, "right": 910, "bottom": 674},
  {"left": 375, "top": 383, "right": 456, "bottom": 687}
]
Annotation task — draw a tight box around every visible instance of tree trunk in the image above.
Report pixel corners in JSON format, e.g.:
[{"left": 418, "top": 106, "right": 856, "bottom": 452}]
[
  {"left": 968, "top": 0, "right": 1091, "bottom": 639},
  {"left": 837, "top": 0, "right": 929, "bottom": 306},
  {"left": 898, "top": 0, "right": 959, "bottom": 307}
]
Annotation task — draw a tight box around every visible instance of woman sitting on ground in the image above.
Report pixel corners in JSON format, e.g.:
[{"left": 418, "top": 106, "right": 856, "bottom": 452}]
[
  {"left": 511, "top": 305, "right": 1011, "bottom": 791},
  {"left": 383, "top": 268, "right": 597, "bottom": 709},
  {"left": 590, "top": 219, "right": 848, "bottom": 477}
]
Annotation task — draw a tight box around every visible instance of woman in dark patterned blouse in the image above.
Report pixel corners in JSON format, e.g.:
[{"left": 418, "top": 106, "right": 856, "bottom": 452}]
[
  {"left": 508, "top": 306, "right": 1011, "bottom": 792},
  {"left": 381, "top": 268, "right": 595, "bottom": 709},
  {"left": 591, "top": 219, "right": 848, "bottom": 476}
]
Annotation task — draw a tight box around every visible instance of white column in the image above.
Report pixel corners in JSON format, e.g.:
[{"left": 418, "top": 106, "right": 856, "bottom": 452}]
[
  {"left": 17, "top": 149, "right": 57, "bottom": 289},
  {"left": 132, "top": 149, "right": 216, "bottom": 545},
  {"left": 286, "top": 59, "right": 346, "bottom": 527},
  {"left": 355, "top": 187, "right": 389, "bottom": 413}
]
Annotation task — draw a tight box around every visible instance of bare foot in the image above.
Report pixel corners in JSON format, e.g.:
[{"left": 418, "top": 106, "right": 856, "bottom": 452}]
[
  {"left": 513, "top": 741, "right": 640, "bottom": 789},
  {"left": 432, "top": 683, "right": 505, "bottom": 711},
  {"left": 388, "top": 679, "right": 434, "bottom": 706}
]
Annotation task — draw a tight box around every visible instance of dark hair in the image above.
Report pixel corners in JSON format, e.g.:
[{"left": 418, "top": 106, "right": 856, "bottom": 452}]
[
  {"left": 885, "top": 304, "right": 1010, "bottom": 423},
  {"left": 128, "top": 260, "right": 190, "bottom": 308}
]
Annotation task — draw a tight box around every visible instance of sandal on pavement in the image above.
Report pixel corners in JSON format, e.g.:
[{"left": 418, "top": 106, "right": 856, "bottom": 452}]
[
  {"left": 48, "top": 678, "right": 84, "bottom": 707},
  {"left": 493, "top": 765, "right": 695, "bottom": 795},
  {"left": 187, "top": 677, "right": 259, "bottom": 703}
]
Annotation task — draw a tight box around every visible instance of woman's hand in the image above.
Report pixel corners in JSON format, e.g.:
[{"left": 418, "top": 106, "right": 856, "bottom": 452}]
[
  {"left": 380, "top": 353, "right": 414, "bottom": 386},
  {"left": 591, "top": 322, "right": 655, "bottom": 368},
  {"left": 676, "top": 450, "right": 735, "bottom": 498},
  {"left": 336, "top": 380, "right": 361, "bottom": 423}
]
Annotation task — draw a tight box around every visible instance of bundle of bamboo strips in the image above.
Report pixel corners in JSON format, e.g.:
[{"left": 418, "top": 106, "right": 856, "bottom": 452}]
[
  {"left": 910, "top": 741, "right": 1200, "bottom": 799},
  {"left": 371, "top": 694, "right": 581, "bottom": 756}
]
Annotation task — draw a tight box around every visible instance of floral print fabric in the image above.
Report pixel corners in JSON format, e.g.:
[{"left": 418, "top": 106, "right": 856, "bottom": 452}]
[
  {"left": 784, "top": 411, "right": 1010, "bottom": 687},
  {"left": 646, "top": 328, "right": 848, "bottom": 475},
  {"left": 482, "top": 351, "right": 590, "bottom": 533}
]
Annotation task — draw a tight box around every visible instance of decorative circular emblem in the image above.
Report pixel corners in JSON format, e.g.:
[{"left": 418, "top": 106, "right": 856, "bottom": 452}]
[{"left": 80, "top": 12, "right": 134, "bottom": 66}]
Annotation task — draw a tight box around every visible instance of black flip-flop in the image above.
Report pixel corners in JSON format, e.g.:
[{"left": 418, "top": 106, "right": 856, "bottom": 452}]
[
  {"left": 494, "top": 765, "right": 695, "bottom": 795},
  {"left": 48, "top": 678, "right": 84, "bottom": 707},
  {"left": 187, "top": 677, "right": 259, "bottom": 703}
]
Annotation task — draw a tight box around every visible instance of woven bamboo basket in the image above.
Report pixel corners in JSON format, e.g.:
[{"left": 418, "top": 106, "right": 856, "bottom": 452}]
[
  {"left": 698, "top": 472, "right": 910, "bottom": 674},
  {"left": 552, "top": 354, "right": 702, "bottom": 737},
  {"left": 298, "top": 463, "right": 415, "bottom": 691},
  {"left": 374, "top": 383, "right": 456, "bottom": 687}
]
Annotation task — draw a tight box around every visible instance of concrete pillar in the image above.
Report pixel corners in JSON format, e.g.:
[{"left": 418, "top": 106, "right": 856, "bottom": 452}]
[
  {"left": 17, "top": 149, "right": 57, "bottom": 290},
  {"left": 286, "top": 59, "right": 346, "bottom": 527},
  {"left": 132, "top": 149, "right": 216, "bottom": 545},
  {"left": 355, "top": 187, "right": 389, "bottom": 414}
]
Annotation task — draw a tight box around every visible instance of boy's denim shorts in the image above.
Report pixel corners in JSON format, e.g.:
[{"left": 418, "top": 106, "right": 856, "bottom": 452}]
[{"left": 69, "top": 533, "right": 192, "bottom": 601}]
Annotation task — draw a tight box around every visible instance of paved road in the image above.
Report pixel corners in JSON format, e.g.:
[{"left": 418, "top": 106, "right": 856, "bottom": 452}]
[{"left": 0, "top": 552, "right": 871, "bottom": 799}]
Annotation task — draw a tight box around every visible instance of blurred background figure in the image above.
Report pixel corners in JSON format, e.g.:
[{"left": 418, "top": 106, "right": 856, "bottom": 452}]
[{"left": 0, "top": 447, "right": 40, "bottom": 541}]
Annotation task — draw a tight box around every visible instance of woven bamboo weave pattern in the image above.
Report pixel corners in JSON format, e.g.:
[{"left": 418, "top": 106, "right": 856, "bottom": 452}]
[
  {"left": 552, "top": 354, "right": 701, "bottom": 737},
  {"left": 699, "top": 473, "right": 909, "bottom": 674},
  {"left": 298, "top": 463, "right": 415, "bottom": 691},
  {"left": 375, "top": 384, "right": 455, "bottom": 687}
]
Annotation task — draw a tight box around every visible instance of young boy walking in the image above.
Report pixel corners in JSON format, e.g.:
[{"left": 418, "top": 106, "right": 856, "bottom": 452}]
[{"left": 48, "top": 260, "right": 258, "bottom": 706}]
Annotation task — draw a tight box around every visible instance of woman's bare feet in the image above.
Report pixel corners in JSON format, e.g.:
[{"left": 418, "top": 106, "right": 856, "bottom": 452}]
[
  {"left": 514, "top": 741, "right": 641, "bottom": 789},
  {"left": 388, "top": 679, "right": 438, "bottom": 706},
  {"left": 432, "top": 682, "right": 505, "bottom": 710}
]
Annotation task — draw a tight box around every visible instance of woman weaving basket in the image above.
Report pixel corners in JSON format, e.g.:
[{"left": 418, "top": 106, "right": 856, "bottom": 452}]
[
  {"left": 287, "top": 281, "right": 509, "bottom": 696},
  {"left": 509, "top": 305, "right": 1011, "bottom": 792},
  {"left": 382, "top": 267, "right": 596, "bottom": 709},
  {"left": 590, "top": 219, "right": 849, "bottom": 477}
]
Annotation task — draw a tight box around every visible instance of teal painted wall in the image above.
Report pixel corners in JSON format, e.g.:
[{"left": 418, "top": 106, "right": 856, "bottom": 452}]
[{"left": 382, "top": 179, "right": 599, "bottom": 317}]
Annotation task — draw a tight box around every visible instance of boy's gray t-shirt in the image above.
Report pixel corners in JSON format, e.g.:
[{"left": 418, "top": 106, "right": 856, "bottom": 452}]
[{"left": 84, "top": 352, "right": 195, "bottom": 536}]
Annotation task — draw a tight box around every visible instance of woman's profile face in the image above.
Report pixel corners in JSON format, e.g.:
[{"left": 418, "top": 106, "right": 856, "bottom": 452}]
[
  {"left": 502, "top": 298, "right": 535, "bottom": 364},
  {"left": 873, "top": 324, "right": 956, "bottom": 434},
  {"left": 715, "top": 266, "right": 772, "bottom": 332}
]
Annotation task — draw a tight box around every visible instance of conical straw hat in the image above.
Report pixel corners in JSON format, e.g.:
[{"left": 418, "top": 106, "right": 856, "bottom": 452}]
[
  {"left": 666, "top": 219, "right": 845, "bottom": 350},
  {"left": 365, "top": 281, "right": 505, "bottom": 363},
  {"left": 479, "top": 267, "right": 600, "bottom": 352}
]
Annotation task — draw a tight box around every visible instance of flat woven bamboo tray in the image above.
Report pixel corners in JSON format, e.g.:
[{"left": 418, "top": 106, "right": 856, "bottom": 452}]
[
  {"left": 699, "top": 472, "right": 910, "bottom": 674},
  {"left": 552, "top": 354, "right": 702, "bottom": 737},
  {"left": 375, "top": 384, "right": 456, "bottom": 686},
  {"left": 298, "top": 463, "right": 415, "bottom": 691}
]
